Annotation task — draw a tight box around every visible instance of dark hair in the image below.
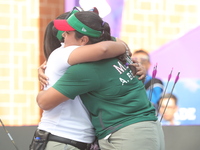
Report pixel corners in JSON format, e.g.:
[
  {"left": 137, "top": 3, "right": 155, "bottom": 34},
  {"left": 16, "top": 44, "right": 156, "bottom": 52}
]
[
  {"left": 133, "top": 49, "right": 150, "bottom": 62},
  {"left": 72, "top": 11, "right": 130, "bottom": 65},
  {"left": 159, "top": 93, "right": 178, "bottom": 105},
  {"left": 73, "top": 11, "right": 112, "bottom": 44},
  {"left": 43, "top": 12, "right": 70, "bottom": 60}
]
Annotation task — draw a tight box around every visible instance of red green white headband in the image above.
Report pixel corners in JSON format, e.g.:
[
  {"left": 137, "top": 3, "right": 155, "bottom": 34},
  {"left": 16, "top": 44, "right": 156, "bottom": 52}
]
[{"left": 54, "top": 12, "right": 102, "bottom": 38}]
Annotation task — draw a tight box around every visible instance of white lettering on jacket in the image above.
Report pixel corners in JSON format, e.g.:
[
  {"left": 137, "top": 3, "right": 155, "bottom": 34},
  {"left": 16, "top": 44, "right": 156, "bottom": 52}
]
[{"left": 113, "top": 61, "right": 135, "bottom": 85}]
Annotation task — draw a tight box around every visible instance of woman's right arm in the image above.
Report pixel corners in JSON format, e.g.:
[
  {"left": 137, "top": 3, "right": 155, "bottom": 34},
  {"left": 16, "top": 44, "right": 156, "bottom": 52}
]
[{"left": 68, "top": 41, "right": 126, "bottom": 65}]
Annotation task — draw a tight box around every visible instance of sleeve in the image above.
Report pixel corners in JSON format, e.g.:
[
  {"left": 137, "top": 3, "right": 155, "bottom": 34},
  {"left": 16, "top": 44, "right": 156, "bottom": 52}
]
[
  {"left": 47, "top": 46, "right": 79, "bottom": 71},
  {"left": 52, "top": 64, "right": 100, "bottom": 99},
  {"left": 56, "top": 46, "right": 80, "bottom": 67},
  {"left": 111, "top": 36, "right": 116, "bottom": 41}
]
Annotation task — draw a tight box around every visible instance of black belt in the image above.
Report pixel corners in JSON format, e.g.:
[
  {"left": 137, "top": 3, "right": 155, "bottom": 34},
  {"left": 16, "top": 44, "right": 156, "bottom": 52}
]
[{"left": 48, "top": 134, "right": 91, "bottom": 150}]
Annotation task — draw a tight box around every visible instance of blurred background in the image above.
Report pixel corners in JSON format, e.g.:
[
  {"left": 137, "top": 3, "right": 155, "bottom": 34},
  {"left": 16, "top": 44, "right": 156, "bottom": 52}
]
[{"left": 0, "top": 0, "right": 199, "bottom": 126}]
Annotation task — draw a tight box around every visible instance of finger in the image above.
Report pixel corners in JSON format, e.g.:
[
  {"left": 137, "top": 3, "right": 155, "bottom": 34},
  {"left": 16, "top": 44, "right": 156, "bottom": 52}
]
[
  {"left": 132, "top": 63, "right": 141, "bottom": 68},
  {"left": 134, "top": 66, "right": 141, "bottom": 73},
  {"left": 136, "top": 70, "right": 144, "bottom": 78},
  {"left": 41, "top": 61, "right": 47, "bottom": 67},
  {"left": 39, "top": 77, "right": 48, "bottom": 86},
  {"left": 40, "top": 74, "right": 49, "bottom": 81},
  {"left": 38, "top": 62, "right": 46, "bottom": 70},
  {"left": 41, "top": 65, "right": 47, "bottom": 69},
  {"left": 135, "top": 67, "right": 143, "bottom": 72},
  {"left": 38, "top": 67, "right": 49, "bottom": 80},
  {"left": 40, "top": 84, "right": 44, "bottom": 90},
  {"left": 135, "top": 70, "right": 142, "bottom": 75},
  {"left": 138, "top": 74, "right": 145, "bottom": 80},
  {"left": 136, "top": 70, "right": 146, "bottom": 80},
  {"left": 39, "top": 81, "right": 47, "bottom": 90}
]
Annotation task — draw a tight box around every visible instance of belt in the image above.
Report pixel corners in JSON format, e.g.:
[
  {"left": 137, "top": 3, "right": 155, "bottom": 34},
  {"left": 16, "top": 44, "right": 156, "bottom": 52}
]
[{"left": 48, "top": 134, "right": 91, "bottom": 150}]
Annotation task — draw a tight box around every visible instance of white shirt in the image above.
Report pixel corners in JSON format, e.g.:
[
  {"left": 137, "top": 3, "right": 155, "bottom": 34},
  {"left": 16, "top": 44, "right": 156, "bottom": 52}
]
[{"left": 38, "top": 44, "right": 95, "bottom": 143}]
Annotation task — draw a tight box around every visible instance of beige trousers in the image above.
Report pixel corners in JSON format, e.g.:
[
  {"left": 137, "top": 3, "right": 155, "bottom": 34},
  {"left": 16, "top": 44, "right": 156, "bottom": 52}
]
[
  {"left": 99, "top": 120, "right": 165, "bottom": 150},
  {"left": 45, "top": 141, "right": 79, "bottom": 150}
]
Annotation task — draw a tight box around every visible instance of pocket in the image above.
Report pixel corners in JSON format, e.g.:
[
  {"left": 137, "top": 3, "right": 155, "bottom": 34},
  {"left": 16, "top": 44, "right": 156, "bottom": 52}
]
[
  {"left": 29, "top": 129, "right": 50, "bottom": 150},
  {"left": 99, "top": 135, "right": 117, "bottom": 150}
]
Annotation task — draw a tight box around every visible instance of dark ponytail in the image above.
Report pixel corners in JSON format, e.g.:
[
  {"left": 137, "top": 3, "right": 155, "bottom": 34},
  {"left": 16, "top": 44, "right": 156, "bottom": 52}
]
[
  {"left": 100, "top": 21, "right": 112, "bottom": 42},
  {"left": 43, "top": 12, "right": 70, "bottom": 60},
  {"left": 43, "top": 21, "right": 61, "bottom": 60}
]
